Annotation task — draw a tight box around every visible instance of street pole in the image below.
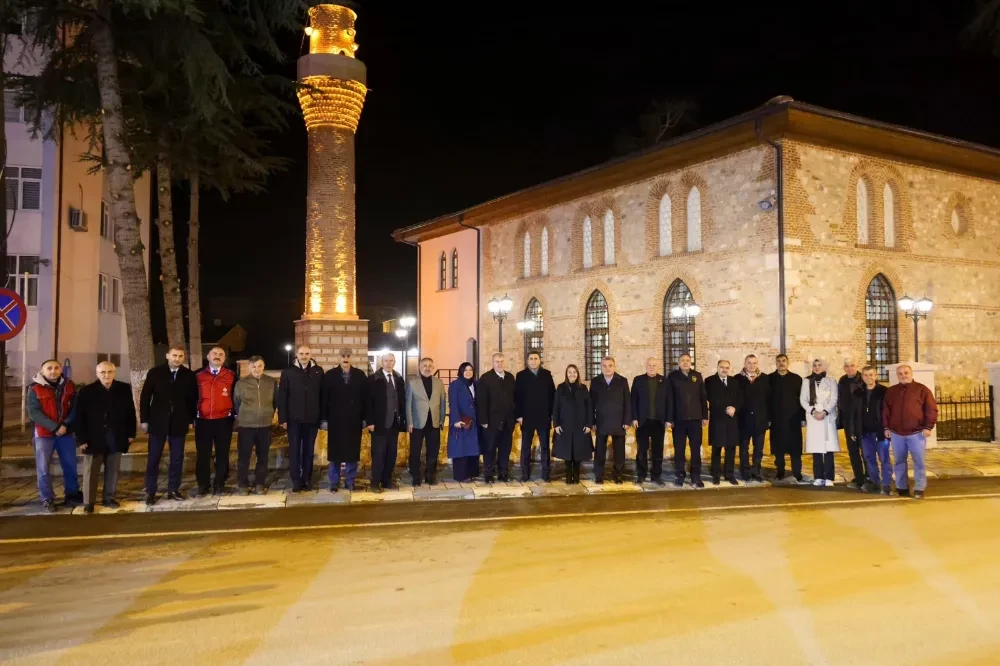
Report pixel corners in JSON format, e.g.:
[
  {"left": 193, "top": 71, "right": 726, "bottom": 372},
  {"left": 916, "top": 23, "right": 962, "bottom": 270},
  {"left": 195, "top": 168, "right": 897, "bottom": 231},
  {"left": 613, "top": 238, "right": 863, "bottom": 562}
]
[
  {"left": 20, "top": 282, "right": 27, "bottom": 432},
  {"left": 498, "top": 320, "right": 503, "bottom": 353},
  {"left": 913, "top": 317, "right": 919, "bottom": 363}
]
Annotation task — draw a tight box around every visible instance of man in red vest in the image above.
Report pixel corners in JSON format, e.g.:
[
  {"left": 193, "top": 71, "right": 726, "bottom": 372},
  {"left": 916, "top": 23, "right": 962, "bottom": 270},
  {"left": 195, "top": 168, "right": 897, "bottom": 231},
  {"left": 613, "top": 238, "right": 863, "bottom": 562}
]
[
  {"left": 195, "top": 346, "right": 237, "bottom": 495},
  {"left": 27, "top": 359, "right": 82, "bottom": 511}
]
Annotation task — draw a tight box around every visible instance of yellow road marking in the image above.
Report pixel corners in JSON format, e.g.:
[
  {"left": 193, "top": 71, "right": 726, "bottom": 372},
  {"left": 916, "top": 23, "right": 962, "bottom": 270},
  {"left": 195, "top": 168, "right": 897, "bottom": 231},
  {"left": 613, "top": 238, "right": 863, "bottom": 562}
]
[{"left": 3, "top": 492, "right": 1000, "bottom": 545}]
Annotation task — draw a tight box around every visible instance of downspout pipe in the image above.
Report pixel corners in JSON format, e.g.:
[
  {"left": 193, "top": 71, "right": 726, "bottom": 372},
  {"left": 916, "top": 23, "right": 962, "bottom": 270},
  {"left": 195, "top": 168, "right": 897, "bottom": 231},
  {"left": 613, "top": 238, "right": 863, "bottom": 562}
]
[
  {"left": 398, "top": 237, "right": 420, "bottom": 363},
  {"left": 53, "top": 103, "right": 65, "bottom": 359},
  {"left": 755, "top": 117, "right": 787, "bottom": 355},
  {"left": 457, "top": 213, "right": 481, "bottom": 370}
]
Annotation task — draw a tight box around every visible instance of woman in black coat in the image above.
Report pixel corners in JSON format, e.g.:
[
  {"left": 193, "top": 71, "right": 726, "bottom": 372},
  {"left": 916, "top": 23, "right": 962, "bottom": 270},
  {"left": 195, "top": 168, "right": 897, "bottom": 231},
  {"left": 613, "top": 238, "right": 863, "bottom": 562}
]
[{"left": 552, "top": 365, "right": 593, "bottom": 484}]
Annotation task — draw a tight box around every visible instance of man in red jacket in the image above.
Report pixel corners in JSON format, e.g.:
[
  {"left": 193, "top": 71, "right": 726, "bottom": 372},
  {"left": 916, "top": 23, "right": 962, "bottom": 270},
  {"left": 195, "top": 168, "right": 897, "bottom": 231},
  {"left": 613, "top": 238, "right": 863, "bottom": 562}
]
[
  {"left": 195, "top": 346, "right": 237, "bottom": 495},
  {"left": 882, "top": 365, "right": 938, "bottom": 499}
]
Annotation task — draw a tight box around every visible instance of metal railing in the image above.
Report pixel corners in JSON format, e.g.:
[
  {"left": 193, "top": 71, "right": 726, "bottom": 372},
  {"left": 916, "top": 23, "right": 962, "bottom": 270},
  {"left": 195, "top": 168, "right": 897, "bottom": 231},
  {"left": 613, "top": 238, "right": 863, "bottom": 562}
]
[{"left": 935, "top": 383, "right": 994, "bottom": 442}]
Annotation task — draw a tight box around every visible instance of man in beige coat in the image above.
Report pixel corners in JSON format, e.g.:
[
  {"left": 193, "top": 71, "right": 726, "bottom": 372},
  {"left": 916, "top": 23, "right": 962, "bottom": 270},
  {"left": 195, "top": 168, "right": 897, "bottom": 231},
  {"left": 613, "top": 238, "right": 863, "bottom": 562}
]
[{"left": 405, "top": 357, "right": 447, "bottom": 486}]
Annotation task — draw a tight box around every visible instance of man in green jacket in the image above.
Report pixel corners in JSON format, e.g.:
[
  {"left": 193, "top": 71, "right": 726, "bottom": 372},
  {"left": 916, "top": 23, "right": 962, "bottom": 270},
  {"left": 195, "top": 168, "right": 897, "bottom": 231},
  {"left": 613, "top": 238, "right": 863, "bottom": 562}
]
[{"left": 233, "top": 356, "right": 278, "bottom": 494}]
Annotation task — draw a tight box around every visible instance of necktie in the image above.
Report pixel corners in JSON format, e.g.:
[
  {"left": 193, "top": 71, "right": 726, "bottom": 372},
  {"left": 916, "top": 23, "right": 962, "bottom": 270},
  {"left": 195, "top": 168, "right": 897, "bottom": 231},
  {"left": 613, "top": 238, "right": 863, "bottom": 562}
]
[
  {"left": 723, "top": 377, "right": 727, "bottom": 387},
  {"left": 171, "top": 370, "right": 177, "bottom": 382}
]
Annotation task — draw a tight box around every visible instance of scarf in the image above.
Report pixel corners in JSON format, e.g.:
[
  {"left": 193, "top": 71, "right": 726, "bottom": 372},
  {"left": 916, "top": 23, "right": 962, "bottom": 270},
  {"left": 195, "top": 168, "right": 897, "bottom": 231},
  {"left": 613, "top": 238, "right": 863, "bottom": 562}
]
[
  {"left": 457, "top": 362, "right": 475, "bottom": 387},
  {"left": 740, "top": 368, "right": 761, "bottom": 383},
  {"left": 807, "top": 372, "right": 827, "bottom": 406}
]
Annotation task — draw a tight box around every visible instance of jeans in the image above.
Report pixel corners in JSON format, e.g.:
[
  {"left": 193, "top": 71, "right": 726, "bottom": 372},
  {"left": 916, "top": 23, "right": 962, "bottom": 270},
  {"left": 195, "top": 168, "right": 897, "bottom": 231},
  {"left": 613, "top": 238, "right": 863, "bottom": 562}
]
[
  {"left": 635, "top": 419, "right": 665, "bottom": 481},
  {"left": 287, "top": 421, "right": 319, "bottom": 489},
  {"left": 890, "top": 432, "right": 927, "bottom": 492},
  {"left": 146, "top": 434, "right": 186, "bottom": 494},
  {"left": 861, "top": 433, "right": 892, "bottom": 488},
  {"left": 33, "top": 435, "right": 80, "bottom": 502},
  {"left": 329, "top": 461, "right": 358, "bottom": 488},
  {"left": 236, "top": 427, "right": 271, "bottom": 488}
]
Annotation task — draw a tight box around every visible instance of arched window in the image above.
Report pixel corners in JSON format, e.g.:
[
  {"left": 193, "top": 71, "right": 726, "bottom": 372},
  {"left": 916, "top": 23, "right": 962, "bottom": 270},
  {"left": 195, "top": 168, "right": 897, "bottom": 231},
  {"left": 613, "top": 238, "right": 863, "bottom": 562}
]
[
  {"left": 865, "top": 274, "right": 899, "bottom": 382},
  {"left": 584, "top": 290, "right": 609, "bottom": 381},
  {"left": 857, "top": 178, "right": 870, "bottom": 244},
  {"left": 451, "top": 249, "right": 459, "bottom": 288},
  {"left": 582, "top": 216, "right": 593, "bottom": 268},
  {"left": 603, "top": 209, "right": 615, "bottom": 265},
  {"left": 523, "top": 232, "right": 531, "bottom": 278},
  {"left": 663, "top": 279, "right": 696, "bottom": 370},
  {"left": 883, "top": 183, "right": 896, "bottom": 248},
  {"left": 686, "top": 187, "right": 702, "bottom": 252},
  {"left": 439, "top": 252, "right": 447, "bottom": 290},
  {"left": 541, "top": 227, "right": 549, "bottom": 277},
  {"left": 658, "top": 193, "right": 672, "bottom": 256},
  {"left": 524, "top": 298, "right": 544, "bottom": 363}
]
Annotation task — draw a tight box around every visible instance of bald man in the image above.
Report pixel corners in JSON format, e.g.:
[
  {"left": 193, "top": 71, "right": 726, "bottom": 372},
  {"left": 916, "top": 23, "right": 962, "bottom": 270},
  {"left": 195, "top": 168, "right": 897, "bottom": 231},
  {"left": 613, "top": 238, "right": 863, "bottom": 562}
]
[
  {"left": 75, "top": 362, "right": 136, "bottom": 513},
  {"left": 630, "top": 357, "right": 671, "bottom": 485}
]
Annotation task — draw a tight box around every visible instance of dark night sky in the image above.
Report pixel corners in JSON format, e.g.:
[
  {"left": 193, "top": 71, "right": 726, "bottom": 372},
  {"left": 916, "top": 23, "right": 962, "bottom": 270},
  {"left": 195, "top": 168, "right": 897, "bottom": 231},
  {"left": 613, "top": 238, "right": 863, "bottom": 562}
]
[{"left": 153, "top": 1, "right": 1000, "bottom": 367}]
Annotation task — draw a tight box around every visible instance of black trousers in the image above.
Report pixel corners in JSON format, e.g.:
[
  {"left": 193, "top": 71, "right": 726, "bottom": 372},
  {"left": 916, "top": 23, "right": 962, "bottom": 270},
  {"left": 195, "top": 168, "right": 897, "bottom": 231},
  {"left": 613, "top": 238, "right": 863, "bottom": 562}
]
[
  {"left": 813, "top": 452, "right": 835, "bottom": 481},
  {"left": 672, "top": 419, "right": 703, "bottom": 481},
  {"left": 711, "top": 443, "right": 736, "bottom": 480},
  {"left": 635, "top": 419, "right": 665, "bottom": 481},
  {"left": 844, "top": 431, "right": 867, "bottom": 482},
  {"left": 594, "top": 433, "right": 625, "bottom": 481},
  {"left": 409, "top": 424, "right": 441, "bottom": 483},
  {"left": 771, "top": 419, "right": 803, "bottom": 479},
  {"left": 482, "top": 423, "right": 513, "bottom": 479},
  {"left": 738, "top": 430, "right": 765, "bottom": 479},
  {"left": 519, "top": 423, "right": 551, "bottom": 480},
  {"left": 195, "top": 418, "right": 233, "bottom": 491},
  {"left": 236, "top": 427, "right": 271, "bottom": 488},
  {"left": 371, "top": 428, "right": 399, "bottom": 489}
]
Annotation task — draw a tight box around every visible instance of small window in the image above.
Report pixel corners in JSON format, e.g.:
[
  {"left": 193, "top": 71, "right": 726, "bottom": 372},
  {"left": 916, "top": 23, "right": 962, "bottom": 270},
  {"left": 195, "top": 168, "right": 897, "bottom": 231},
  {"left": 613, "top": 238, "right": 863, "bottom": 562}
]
[
  {"left": 100, "top": 201, "right": 112, "bottom": 239},
  {"left": 658, "top": 193, "right": 672, "bottom": 256},
  {"left": 5, "top": 255, "right": 39, "bottom": 306},
  {"left": 883, "top": 183, "right": 896, "bottom": 248},
  {"left": 603, "top": 209, "right": 615, "bottom": 265},
  {"left": 582, "top": 216, "right": 593, "bottom": 269},
  {"left": 540, "top": 227, "right": 549, "bottom": 277},
  {"left": 857, "top": 178, "right": 870, "bottom": 244},
  {"left": 98, "top": 273, "right": 109, "bottom": 311},
  {"left": 111, "top": 277, "right": 121, "bottom": 314},
  {"left": 451, "top": 249, "right": 458, "bottom": 288},
  {"left": 523, "top": 232, "right": 531, "bottom": 278},
  {"left": 4, "top": 165, "right": 42, "bottom": 211},
  {"left": 438, "top": 252, "right": 447, "bottom": 290},
  {"left": 686, "top": 187, "right": 702, "bottom": 252},
  {"left": 3, "top": 90, "right": 23, "bottom": 122}
]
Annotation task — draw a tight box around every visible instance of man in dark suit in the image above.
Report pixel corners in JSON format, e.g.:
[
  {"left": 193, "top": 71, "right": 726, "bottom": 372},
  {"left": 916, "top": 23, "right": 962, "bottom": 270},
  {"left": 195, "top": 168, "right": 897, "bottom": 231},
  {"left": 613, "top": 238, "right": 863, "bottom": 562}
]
[
  {"left": 630, "top": 357, "right": 671, "bottom": 485},
  {"left": 276, "top": 345, "right": 325, "bottom": 492},
  {"left": 76, "top": 361, "right": 136, "bottom": 513},
  {"left": 734, "top": 354, "right": 771, "bottom": 483},
  {"left": 666, "top": 354, "right": 708, "bottom": 488},
  {"left": 705, "top": 359, "right": 744, "bottom": 485},
  {"left": 590, "top": 356, "right": 631, "bottom": 485},
  {"left": 139, "top": 345, "right": 198, "bottom": 505},
  {"left": 366, "top": 353, "right": 406, "bottom": 493},
  {"left": 769, "top": 353, "right": 805, "bottom": 481},
  {"left": 320, "top": 349, "right": 369, "bottom": 491},
  {"left": 514, "top": 350, "right": 556, "bottom": 482},
  {"left": 478, "top": 352, "right": 516, "bottom": 483}
]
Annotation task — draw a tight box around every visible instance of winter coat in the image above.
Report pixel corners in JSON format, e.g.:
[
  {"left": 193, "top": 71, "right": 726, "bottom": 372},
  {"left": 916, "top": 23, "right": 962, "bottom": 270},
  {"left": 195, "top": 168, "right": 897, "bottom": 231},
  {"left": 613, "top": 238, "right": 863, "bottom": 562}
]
[
  {"left": 630, "top": 373, "right": 671, "bottom": 424},
  {"left": 590, "top": 373, "right": 631, "bottom": 435},
  {"left": 552, "top": 382, "right": 594, "bottom": 461},
  {"left": 848, "top": 383, "right": 887, "bottom": 441},
  {"left": 882, "top": 381, "right": 938, "bottom": 436},
  {"left": 406, "top": 374, "right": 447, "bottom": 430},
  {"left": 514, "top": 367, "right": 556, "bottom": 429},
  {"left": 735, "top": 372, "right": 771, "bottom": 435},
  {"left": 447, "top": 380, "right": 480, "bottom": 459},
  {"left": 769, "top": 371, "right": 805, "bottom": 454},
  {"left": 276, "top": 360, "right": 325, "bottom": 425},
  {"left": 75, "top": 380, "right": 137, "bottom": 454},
  {"left": 837, "top": 373, "right": 862, "bottom": 430},
  {"left": 367, "top": 370, "right": 406, "bottom": 433},
  {"left": 27, "top": 373, "right": 78, "bottom": 438},
  {"left": 800, "top": 374, "right": 840, "bottom": 453},
  {"left": 320, "top": 366, "right": 369, "bottom": 462},
  {"left": 666, "top": 369, "right": 708, "bottom": 422},
  {"left": 477, "top": 370, "right": 516, "bottom": 431},
  {"left": 705, "top": 374, "right": 743, "bottom": 448},
  {"left": 195, "top": 366, "right": 237, "bottom": 420},
  {"left": 139, "top": 363, "right": 198, "bottom": 437},
  {"left": 233, "top": 374, "right": 278, "bottom": 429}
]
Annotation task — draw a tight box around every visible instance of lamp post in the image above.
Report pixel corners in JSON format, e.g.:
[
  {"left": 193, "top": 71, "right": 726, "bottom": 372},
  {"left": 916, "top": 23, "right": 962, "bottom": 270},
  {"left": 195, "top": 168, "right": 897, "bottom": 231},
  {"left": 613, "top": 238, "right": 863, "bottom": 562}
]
[
  {"left": 487, "top": 294, "right": 513, "bottom": 353},
  {"left": 516, "top": 320, "right": 536, "bottom": 366},
  {"left": 898, "top": 295, "right": 933, "bottom": 362},
  {"left": 396, "top": 315, "right": 416, "bottom": 376},
  {"left": 284, "top": 343, "right": 293, "bottom": 367}
]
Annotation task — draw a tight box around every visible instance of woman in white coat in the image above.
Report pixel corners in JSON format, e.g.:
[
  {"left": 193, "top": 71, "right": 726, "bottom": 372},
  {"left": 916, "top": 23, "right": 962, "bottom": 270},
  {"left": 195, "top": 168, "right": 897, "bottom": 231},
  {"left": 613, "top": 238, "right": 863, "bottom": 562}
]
[{"left": 799, "top": 358, "right": 840, "bottom": 486}]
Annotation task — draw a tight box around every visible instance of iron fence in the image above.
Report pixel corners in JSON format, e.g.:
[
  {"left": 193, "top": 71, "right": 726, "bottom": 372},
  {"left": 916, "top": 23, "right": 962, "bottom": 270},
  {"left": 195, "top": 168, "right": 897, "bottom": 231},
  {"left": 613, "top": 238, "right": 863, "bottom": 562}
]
[{"left": 935, "top": 383, "right": 994, "bottom": 442}]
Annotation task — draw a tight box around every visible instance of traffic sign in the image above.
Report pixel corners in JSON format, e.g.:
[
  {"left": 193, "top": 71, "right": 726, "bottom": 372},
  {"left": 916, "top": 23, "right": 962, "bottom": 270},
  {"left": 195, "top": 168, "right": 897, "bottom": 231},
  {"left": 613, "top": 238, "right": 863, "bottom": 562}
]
[{"left": 0, "top": 288, "right": 27, "bottom": 341}]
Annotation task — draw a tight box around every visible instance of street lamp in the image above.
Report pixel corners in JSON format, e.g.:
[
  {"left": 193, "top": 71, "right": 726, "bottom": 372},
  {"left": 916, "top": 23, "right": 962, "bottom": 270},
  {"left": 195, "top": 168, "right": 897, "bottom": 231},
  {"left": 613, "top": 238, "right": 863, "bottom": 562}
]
[
  {"left": 396, "top": 315, "right": 416, "bottom": 375},
  {"left": 898, "top": 294, "right": 933, "bottom": 362},
  {"left": 488, "top": 294, "right": 514, "bottom": 352},
  {"left": 669, "top": 302, "right": 702, "bottom": 318},
  {"left": 284, "top": 343, "right": 293, "bottom": 367},
  {"left": 516, "top": 320, "right": 536, "bottom": 366}
]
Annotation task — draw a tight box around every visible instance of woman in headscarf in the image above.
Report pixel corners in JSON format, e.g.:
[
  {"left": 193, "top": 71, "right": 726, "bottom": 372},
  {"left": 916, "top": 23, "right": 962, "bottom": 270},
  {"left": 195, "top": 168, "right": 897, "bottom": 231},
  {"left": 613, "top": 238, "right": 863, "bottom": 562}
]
[
  {"left": 799, "top": 358, "right": 840, "bottom": 486},
  {"left": 552, "top": 364, "right": 593, "bottom": 484},
  {"left": 448, "top": 362, "right": 481, "bottom": 482}
]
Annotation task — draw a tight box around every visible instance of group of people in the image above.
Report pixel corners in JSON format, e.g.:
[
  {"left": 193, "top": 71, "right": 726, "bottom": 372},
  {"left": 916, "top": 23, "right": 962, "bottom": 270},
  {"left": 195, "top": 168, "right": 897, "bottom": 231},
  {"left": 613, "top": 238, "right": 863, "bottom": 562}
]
[{"left": 26, "top": 343, "right": 939, "bottom": 513}]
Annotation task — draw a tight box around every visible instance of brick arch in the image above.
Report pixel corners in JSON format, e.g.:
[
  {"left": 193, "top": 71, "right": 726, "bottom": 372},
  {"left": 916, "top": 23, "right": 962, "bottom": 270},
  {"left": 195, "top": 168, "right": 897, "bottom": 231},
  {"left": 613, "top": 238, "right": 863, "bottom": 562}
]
[
  {"left": 575, "top": 279, "right": 619, "bottom": 328},
  {"left": 880, "top": 166, "right": 913, "bottom": 249},
  {"left": 570, "top": 202, "right": 598, "bottom": 272},
  {"left": 644, "top": 179, "right": 686, "bottom": 260},
  {"left": 648, "top": 273, "right": 705, "bottom": 370},
  {"left": 591, "top": 194, "right": 624, "bottom": 267},
  {"left": 513, "top": 214, "right": 549, "bottom": 280},
  {"left": 853, "top": 264, "right": 909, "bottom": 366},
  {"left": 943, "top": 191, "right": 974, "bottom": 238},
  {"left": 679, "top": 171, "right": 713, "bottom": 253},
  {"left": 843, "top": 160, "right": 913, "bottom": 250}
]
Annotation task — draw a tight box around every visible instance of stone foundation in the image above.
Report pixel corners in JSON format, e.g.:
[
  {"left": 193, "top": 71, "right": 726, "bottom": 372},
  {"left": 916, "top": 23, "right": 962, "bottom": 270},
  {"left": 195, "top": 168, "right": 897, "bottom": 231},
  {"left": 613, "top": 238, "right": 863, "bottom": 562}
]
[{"left": 295, "top": 318, "right": 369, "bottom": 370}]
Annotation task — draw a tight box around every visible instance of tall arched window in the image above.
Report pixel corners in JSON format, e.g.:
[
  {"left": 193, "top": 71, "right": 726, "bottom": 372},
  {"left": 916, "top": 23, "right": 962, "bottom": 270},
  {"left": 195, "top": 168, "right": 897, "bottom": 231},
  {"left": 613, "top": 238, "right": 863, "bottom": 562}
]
[
  {"left": 857, "top": 178, "right": 870, "bottom": 244},
  {"left": 584, "top": 290, "right": 609, "bottom": 380},
  {"left": 439, "top": 252, "right": 447, "bottom": 290},
  {"left": 865, "top": 274, "right": 899, "bottom": 381},
  {"left": 686, "top": 187, "right": 702, "bottom": 252},
  {"left": 524, "top": 298, "right": 544, "bottom": 363},
  {"left": 451, "top": 249, "right": 459, "bottom": 288},
  {"left": 523, "top": 232, "right": 531, "bottom": 278},
  {"left": 582, "top": 216, "right": 593, "bottom": 268},
  {"left": 603, "top": 209, "right": 615, "bottom": 265},
  {"left": 658, "top": 193, "right": 672, "bottom": 256},
  {"left": 883, "top": 183, "right": 896, "bottom": 248},
  {"left": 663, "top": 279, "right": 696, "bottom": 370},
  {"left": 540, "top": 227, "right": 549, "bottom": 277}
]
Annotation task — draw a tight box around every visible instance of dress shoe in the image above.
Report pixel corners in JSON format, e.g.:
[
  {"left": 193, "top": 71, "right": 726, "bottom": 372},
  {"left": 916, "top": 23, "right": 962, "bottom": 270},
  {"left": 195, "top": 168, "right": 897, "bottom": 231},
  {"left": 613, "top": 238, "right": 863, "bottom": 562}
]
[
  {"left": 712, "top": 477, "right": 720, "bottom": 486},
  {"left": 198, "top": 486, "right": 211, "bottom": 497},
  {"left": 752, "top": 474, "right": 764, "bottom": 483},
  {"left": 775, "top": 470, "right": 786, "bottom": 480},
  {"left": 290, "top": 485, "right": 302, "bottom": 494},
  {"left": 145, "top": 494, "right": 156, "bottom": 506},
  {"left": 653, "top": 477, "right": 665, "bottom": 486},
  {"left": 42, "top": 499, "right": 57, "bottom": 513},
  {"left": 897, "top": 488, "right": 910, "bottom": 497},
  {"left": 412, "top": 480, "right": 422, "bottom": 488},
  {"left": 345, "top": 484, "right": 356, "bottom": 491},
  {"left": 498, "top": 474, "right": 510, "bottom": 483},
  {"left": 520, "top": 475, "right": 530, "bottom": 483},
  {"left": 427, "top": 479, "right": 439, "bottom": 486},
  {"left": 728, "top": 477, "right": 739, "bottom": 486},
  {"left": 673, "top": 479, "right": 684, "bottom": 488},
  {"left": 102, "top": 498, "right": 121, "bottom": 508},
  {"left": 484, "top": 476, "right": 495, "bottom": 484},
  {"left": 239, "top": 486, "right": 251, "bottom": 496},
  {"left": 881, "top": 486, "right": 891, "bottom": 496},
  {"left": 372, "top": 486, "right": 383, "bottom": 494},
  {"left": 693, "top": 479, "right": 705, "bottom": 489},
  {"left": 329, "top": 486, "right": 339, "bottom": 493},
  {"left": 84, "top": 503, "right": 95, "bottom": 514},
  {"left": 635, "top": 477, "right": 646, "bottom": 485},
  {"left": 253, "top": 487, "right": 266, "bottom": 495},
  {"left": 166, "top": 490, "right": 184, "bottom": 501},
  {"left": 914, "top": 491, "right": 925, "bottom": 500},
  {"left": 594, "top": 478, "right": 604, "bottom": 485},
  {"left": 541, "top": 475, "right": 551, "bottom": 483}
]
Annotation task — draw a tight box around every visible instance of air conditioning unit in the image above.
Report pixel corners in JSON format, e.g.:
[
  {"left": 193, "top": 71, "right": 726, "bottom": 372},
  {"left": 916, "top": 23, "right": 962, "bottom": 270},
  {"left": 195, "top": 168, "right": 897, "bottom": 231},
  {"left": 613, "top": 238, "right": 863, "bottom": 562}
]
[{"left": 68, "top": 207, "right": 87, "bottom": 231}]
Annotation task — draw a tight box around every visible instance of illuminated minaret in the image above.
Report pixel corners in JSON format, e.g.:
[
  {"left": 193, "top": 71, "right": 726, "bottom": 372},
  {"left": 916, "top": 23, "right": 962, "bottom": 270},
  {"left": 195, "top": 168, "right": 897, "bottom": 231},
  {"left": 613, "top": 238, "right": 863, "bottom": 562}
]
[{"left": 295, "top": 4, "right": 369, "bottom": 368}]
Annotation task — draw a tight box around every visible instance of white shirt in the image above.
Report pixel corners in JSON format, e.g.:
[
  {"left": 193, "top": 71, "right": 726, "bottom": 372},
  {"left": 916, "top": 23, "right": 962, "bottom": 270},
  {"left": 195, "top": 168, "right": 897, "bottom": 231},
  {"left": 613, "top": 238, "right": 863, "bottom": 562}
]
[
  {"left": 494, "top": 370, "right": 505, "bottom": 380},
  {"left": 384, "top": 371, "right": 394, "bottom": 383}
]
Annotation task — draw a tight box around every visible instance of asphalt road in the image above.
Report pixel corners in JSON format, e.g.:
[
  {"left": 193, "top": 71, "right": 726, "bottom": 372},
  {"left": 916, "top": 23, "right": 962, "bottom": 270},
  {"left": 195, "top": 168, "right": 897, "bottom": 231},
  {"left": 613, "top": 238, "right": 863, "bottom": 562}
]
[{"left": 2, "top": 479, "right": 1000, "bottom": 664}]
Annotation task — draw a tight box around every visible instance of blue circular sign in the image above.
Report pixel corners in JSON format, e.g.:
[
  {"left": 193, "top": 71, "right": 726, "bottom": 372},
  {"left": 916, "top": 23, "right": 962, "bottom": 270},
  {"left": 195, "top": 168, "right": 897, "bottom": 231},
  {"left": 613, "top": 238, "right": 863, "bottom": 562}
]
[{"left": 0, "top": 288, "right": 28, "bottom": 341}]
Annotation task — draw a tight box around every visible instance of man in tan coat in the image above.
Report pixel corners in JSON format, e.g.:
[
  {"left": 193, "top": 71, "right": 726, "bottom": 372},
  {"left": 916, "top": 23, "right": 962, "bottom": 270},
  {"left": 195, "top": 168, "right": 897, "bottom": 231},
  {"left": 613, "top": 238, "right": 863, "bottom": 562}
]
[{"left": 406, "top": 357, "right": 447, "bottom": 486}]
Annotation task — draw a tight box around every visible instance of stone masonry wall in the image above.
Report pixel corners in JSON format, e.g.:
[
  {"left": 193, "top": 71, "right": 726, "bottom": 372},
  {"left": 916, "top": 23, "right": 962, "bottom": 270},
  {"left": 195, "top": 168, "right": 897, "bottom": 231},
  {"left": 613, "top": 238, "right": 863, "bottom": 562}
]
[{"left": 294, "top": 318, "right": 369, "bottom": 371}]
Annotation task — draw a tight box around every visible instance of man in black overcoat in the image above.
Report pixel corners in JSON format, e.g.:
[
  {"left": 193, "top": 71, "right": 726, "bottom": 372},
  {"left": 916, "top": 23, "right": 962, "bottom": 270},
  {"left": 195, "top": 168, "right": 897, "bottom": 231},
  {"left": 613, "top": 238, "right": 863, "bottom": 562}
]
[
  {"left": 366, "top": 354, "right": 406, "bottom": 493},
  {"left": 590, "top": 357, "right": 632, "bottom": 485},
  {"left": 514, "top": 351, "right": 556, "bottom": 482},
  {"left": 478, "top": 353, "right": 517, "bottom": 483},
  {"left": 769, "top": 353, "right": 805, "bottom": 481},
  {"left": 734, "top": 354, "right": 771, "bottom": 483},
  {"left": 321, "top": 348, "right": 369, "bottom": 491},
  {"left": 705, "top": 359, "right": 744, "bottom": 485}
]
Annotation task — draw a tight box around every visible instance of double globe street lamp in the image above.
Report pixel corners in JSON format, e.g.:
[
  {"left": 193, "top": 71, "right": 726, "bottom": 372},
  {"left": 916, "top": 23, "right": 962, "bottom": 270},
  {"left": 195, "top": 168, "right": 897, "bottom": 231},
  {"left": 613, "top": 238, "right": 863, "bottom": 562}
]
[
  {"left": 488, "top": 294, "right": 514, "bottom": 353},
  {"left": 395, "top": 315, "right": 416, "bottom": 374},
  {"left": 898, "top": 295, "right": 933, "bottom": 362},
  {"left": 516, "top": 320, "right": 537, "bottom": 365}
]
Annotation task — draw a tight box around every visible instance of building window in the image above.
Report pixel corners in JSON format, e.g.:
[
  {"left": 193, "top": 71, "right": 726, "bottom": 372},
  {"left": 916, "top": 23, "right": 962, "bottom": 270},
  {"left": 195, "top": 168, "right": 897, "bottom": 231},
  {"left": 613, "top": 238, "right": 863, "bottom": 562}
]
[
  {"left": 97, "top": 352, "right": 122, "bottom": 367},
  {"left": 523, "top": 232, "right": 531, "bottom": 278},
  {"left": 111, "top": 277, "right": 121, "bottom": 314},
  {"left": 658, "top": 193, "right": 672, "bottom": 256},
  {"left": 100, "top": 201, "right": 112, "bottom": 239},
  {"left": 438, "top": 252, "right": 447, "bottom": 290},
  {"left": 5, "top": 255, "right": 39, "bottom": 306},
  {"left": 951, "top": 206, "right": 966, "bottom": 235},
  {"left": 603, "top": 209, "right": 615, "bottom": 265},
  {"left": 663, "top": 279, "right": 696, "bottom": 370},
  {"left": 4, "top": 90, "right": 23, "bottom": 122},
  {"left": 686, "top": 187, "right": 702, "bottom": 252},
  {"left": 98, "top": 273, "right": 109, "bottom": 311},
  {"left": 4, "top": 166, "right": 42, "bottom": 211},
  {"left": 450, "top": 249, "right": 458, "bottom": 288},
  {"left": 883, "top": 183, "right": 896, "bottom": 248},
  {"left": 540, "top": 227, "right": 549, "bottom": 277},
  {"left": 865, "top": 274, "right": 899, "bottom": 382},
  {"left": 857, "top": 178, "right": 870, "bottom": 244},
  {"left": 524, "top": 297, "right": 544, "bottom": 363},
  {"left": 582, "top": 216, "right": 593, "bottom": 269},
  {"left": 584, "top": 290, "right": 609, "bottom": 381}
]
